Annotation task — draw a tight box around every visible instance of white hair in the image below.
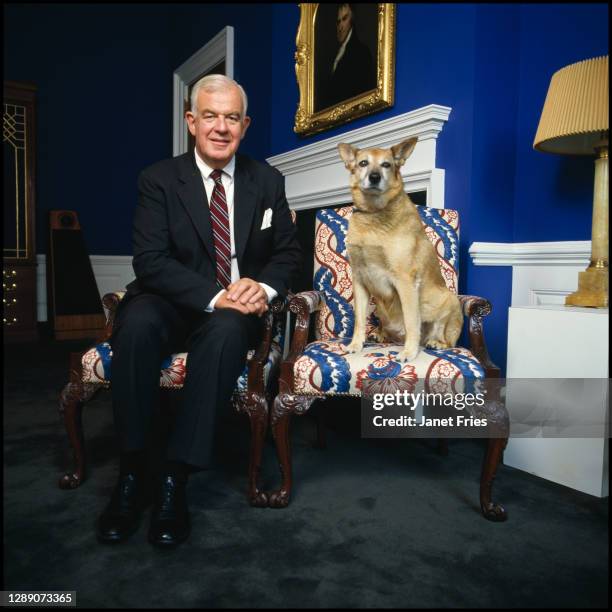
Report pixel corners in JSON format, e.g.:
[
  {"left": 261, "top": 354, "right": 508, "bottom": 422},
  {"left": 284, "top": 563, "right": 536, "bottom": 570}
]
[{"left": 190, "top": 74, "right": 248, "bottom": 119}]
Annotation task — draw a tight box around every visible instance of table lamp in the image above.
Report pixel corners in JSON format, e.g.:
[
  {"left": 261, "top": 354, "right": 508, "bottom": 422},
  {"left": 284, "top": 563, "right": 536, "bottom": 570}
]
[{"left": 534, "top": 55, "right": 609, "bottom": 308}]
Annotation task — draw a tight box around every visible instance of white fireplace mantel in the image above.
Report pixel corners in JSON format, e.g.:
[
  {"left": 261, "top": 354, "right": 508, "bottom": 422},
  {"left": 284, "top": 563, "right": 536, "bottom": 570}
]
[{"left": 266, "top": 104, "right": 451, "bottom": 211}]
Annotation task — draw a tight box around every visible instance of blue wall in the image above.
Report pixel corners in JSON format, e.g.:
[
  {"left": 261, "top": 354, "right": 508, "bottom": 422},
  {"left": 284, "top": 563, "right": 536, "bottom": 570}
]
[
  {"left": 3, "top": 2, "right": 272, "bottom": 256},
  {"left": 513, "top": 3, "right": 609, "bottom": 242},
  {"left": 268, "top": 3, "right": 607, "bottom": 372},
  {"left": 4, "top": 3, "right": 608, "bottom": 371},
  {"left": 4, "top": 3, "right": 174, "bottom": 256}
]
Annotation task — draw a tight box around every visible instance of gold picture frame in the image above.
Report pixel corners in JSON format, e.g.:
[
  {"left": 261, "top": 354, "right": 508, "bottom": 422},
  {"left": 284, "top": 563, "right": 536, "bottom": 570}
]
[{"left": 294, "top": 3, "right": 395, "bottom": 137}]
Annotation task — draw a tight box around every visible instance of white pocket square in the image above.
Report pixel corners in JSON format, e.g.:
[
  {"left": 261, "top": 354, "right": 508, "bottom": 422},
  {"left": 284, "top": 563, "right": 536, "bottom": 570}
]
[{"left": 261, "top": 208, "right": 273, "bottom": 230}]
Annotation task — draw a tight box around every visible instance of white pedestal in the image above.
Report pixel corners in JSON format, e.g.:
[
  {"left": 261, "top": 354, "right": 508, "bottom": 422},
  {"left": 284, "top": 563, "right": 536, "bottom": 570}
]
[{"left": 505, "top": 305, "right": 609, "bottom": 497}]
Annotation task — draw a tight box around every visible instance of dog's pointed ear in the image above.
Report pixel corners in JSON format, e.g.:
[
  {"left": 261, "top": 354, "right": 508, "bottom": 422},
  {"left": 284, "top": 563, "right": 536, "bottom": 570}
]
[
  {"left": 391, "top": 138, "right": 418, "bottom": 167},
  {"left": 338, "top": 143, "right": 358, "bottom": 170}
]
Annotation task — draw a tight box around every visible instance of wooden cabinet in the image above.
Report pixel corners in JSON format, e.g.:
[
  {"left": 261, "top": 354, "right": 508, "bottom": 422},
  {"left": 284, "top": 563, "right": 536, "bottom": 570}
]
[{"left": 3, "top": 81, "right": 37, "bottom": 342}]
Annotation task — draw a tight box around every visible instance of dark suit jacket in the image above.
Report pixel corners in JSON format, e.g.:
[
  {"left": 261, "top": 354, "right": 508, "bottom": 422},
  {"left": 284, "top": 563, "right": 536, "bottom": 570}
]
[
  {"left": 124, "top": 152, "right": 302, "bottom": 314},
  {"left": 319, "top": 29, "right": 376, "bottom": 110}
]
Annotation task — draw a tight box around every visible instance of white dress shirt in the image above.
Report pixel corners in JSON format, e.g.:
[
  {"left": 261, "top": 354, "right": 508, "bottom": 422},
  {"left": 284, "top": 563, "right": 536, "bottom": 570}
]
[{"left": 194, "top": 150, "right": 277, "bottom": 311}]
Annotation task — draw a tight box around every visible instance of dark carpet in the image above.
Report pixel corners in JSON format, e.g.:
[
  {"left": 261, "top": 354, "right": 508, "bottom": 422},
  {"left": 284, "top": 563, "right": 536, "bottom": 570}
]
[{"left": 3, "top": 337, "right": 608, "bottom": 608}]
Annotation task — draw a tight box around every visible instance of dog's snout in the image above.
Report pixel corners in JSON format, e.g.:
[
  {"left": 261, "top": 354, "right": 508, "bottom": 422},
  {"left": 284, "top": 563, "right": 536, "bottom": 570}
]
[{"left": 369, "top": 172, "right": 381, "bottom": 185}]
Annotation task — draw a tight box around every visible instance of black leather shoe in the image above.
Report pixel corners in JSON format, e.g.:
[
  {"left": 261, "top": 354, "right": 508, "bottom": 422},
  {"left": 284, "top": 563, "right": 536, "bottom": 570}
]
[
  {"left": 97, "top": 472, "right": 148, "bottom": 543},
  {"left": 148, "top": 474, "right": 191, "bottom": 548}
]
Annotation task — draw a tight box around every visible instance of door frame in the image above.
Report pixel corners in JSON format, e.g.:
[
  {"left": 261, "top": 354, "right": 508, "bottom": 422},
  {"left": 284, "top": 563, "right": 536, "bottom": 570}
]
[{"left": 172, "top": 26, "right": 235, "bottom": 156}]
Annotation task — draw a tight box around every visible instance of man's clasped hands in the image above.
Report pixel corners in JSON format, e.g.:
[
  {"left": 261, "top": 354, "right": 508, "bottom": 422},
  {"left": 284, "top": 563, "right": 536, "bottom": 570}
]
[{"left": 216, "top": 278, "right": 269, "bottom": 316}]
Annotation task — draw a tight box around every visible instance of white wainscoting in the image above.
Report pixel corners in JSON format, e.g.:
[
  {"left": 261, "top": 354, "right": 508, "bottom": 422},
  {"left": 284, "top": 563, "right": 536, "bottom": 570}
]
[
  {"left": 36, "top": 254, "right": 135, "bottom": 322},
  {"left": 469, "top": 241, "right": 591, "bottom": 306},
  {"left": 267, "top": 104, "right": 451, "bottom": 211}
]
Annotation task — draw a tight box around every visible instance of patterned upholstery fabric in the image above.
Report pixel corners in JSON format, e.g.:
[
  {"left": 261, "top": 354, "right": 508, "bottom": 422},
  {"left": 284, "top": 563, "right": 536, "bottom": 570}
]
[
  {"left": 294, "top": 204, "right": 480, "bottom": 396},
  {"left": 313, "top": 206, "right": 460, "bottom": 341},
  {"left": 81, "top": 307, "right": 285, "bottom": 391},
  {"left": 293, "top": 339, "right": 483, "bottom": 396}
]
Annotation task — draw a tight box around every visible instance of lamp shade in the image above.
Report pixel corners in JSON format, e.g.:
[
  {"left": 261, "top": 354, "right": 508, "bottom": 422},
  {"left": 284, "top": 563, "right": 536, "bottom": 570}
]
[{"left": 533, "top": 55, "right": 608, "bottom": 155}]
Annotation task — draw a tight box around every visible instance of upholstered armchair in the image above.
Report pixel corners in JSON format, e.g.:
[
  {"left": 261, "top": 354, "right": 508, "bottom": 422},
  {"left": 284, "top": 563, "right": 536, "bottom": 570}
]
[
  {"left": 58, "top": 291, "right": 286, "bottom": 507},
  {"left": 267, "top": 205, "right": 508, "bottom": 521}
]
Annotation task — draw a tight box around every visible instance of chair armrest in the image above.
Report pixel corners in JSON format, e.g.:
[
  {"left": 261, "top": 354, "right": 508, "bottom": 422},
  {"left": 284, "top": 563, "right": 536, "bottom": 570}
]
[
  {"left": 65, "top": 291, "right": 125, "bottom": 385},
  {"left": 246, "top": 296, "right": 287, "bottom": 392},
  {"left": 458, "top": 294, "right": 499, "bottom": 376},
  {"left": 276, "top": 290, "right": 325, "bottom": 393},
  {"left": 99, "top": 292, "right": 126, "bottom": 342},
  {"left": 287, "top": 290, "right": 325, "bottom": 354}
]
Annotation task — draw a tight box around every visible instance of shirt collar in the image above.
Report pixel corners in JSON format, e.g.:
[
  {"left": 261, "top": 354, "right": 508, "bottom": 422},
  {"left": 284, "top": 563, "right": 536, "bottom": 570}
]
[
  {"left": 194, "top": 149, "right": 235, "bottom": 181},
  {"left": 338, "top": 27, "right": 353, "bottom": 55}
]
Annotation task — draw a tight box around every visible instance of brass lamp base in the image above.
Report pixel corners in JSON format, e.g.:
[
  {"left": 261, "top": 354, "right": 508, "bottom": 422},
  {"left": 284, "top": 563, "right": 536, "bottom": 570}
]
[{"left": 565, "top": 266, "right": 609, "bottom": 308}]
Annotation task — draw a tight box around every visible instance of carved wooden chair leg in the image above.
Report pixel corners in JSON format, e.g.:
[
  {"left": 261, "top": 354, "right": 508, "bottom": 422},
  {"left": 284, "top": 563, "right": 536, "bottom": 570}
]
[
  {"left": 268, "top": 394, "right": 318, "bottom": 508},
  {"left": 58, "top": 353, "right": 99, "bottom": 489},
  {"left": 268, "top": 394, "right": 294, "bottom": 508},
  {"left": 245, "top": 393, "right": 269, "bottom": 507},
  {"left": 480, "top": 437, "right": 508, "bottom": 521},
  {"left": 233, "top": 391, "right": 270, "bottom": 507},
  {"left": 268, "top": 393, "right": 319, "bottom": 508}
]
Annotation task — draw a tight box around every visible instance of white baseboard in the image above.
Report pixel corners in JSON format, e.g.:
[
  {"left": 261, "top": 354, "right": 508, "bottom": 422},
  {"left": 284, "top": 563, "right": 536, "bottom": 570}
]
[{"left": 36, "top": 254, "right": 135, "bottom": 322}]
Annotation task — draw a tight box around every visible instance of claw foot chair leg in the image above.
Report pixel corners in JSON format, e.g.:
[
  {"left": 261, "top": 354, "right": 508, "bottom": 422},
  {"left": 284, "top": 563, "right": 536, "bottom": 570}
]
[
  {"left": 480, "top": 437, "right": 508, "bottom": 521},
  {"left": 235, "top": 392, "right": 270, "bottom": 507},
  {"left": 268, "top": 393, "right": 317, "bottom": 508},
  {"left": 246, "top": 394, "right": 270, "bottom": 507},
  {"left": 58, "top": 359, "right": 99, "bottom": 490}
]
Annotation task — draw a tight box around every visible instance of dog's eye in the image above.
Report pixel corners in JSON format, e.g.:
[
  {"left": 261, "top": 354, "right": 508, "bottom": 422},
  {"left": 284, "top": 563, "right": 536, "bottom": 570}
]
[
  {"left": 381, "top": 162, "right": 391, "bottom": 168},
  {"left": 358, "top": 160, "right": 369, "bottom": 167}
]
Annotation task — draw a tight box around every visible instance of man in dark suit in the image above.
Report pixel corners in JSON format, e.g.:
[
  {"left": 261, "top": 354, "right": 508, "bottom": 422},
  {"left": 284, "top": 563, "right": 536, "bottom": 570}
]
[
  {"left": 96, "top": 74, "right": 301, "bottom": 548},
  {"left": 319, "top": 3, "right": 376, "bottom": 111}
]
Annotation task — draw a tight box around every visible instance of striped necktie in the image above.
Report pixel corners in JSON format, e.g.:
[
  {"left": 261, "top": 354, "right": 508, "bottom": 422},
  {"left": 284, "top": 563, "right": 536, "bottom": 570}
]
[{"left": 209, "top": 169, "right": 232, "bottom": 290}]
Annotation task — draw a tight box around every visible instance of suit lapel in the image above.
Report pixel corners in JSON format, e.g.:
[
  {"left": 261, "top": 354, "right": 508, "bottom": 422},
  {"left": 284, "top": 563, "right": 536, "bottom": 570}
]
[
  {"left": 176, "top": 154, "right": 216, "bottom": 265},
  {"left": 233, "top": 155, "right": 258, "bottom": 270}
]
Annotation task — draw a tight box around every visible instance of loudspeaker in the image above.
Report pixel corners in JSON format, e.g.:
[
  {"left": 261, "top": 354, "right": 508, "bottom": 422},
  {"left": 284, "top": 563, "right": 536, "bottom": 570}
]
[{"left": 47, "top": 210, "right": 106, "bottom": 340}]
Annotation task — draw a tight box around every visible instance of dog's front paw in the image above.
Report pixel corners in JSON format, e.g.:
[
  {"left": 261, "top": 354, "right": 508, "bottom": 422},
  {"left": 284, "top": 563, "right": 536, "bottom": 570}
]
[
  {"left": 345, "top": 340, "right": 364, "bottom": 354},
  {"left": 397, "top": 346, "right": 419, "bottom": 362},
  {"left": 425, "top": 340, "right": 450, "bottom": 350}
]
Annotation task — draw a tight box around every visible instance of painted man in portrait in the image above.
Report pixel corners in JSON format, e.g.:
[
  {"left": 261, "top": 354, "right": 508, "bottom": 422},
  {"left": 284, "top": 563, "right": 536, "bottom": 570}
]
[{"left": 316, "top": 3, "right": 377, "bottom": 112}]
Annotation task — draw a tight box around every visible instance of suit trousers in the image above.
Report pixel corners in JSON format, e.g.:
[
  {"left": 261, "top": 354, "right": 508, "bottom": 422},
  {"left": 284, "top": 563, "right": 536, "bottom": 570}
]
[{"left": 110, "top": 292, "right": 262, "bottom": 469}]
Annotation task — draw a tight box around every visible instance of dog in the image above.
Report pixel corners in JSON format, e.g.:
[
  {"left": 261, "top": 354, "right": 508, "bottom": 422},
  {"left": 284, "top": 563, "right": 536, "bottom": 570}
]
[{"left": 337, "top": 138, "right": 463, "bottom": 362}]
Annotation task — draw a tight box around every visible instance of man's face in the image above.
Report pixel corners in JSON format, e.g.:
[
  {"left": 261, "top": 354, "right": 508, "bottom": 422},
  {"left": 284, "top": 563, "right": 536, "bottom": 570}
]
[
  {"left": 186, "top": 86, "right": 251, "bottom": 168},
  {"left": 336, "top": 5, "right": 352, "bottom": 44}
]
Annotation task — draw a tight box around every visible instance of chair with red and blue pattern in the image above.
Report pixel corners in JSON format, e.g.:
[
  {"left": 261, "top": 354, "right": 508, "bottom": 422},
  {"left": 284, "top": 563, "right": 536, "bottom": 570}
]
[
  {"left": 58, "top": 292, "right": 287, "bottom": 508},
  {"left": 267, "top": 204, "right": 508, "bottom": 521}
]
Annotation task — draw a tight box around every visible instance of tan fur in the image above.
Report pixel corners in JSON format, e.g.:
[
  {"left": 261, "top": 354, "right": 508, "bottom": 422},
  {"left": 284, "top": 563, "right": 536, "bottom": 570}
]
[{"left": 337, "top": 138, "right": 463, "bottom": 362}]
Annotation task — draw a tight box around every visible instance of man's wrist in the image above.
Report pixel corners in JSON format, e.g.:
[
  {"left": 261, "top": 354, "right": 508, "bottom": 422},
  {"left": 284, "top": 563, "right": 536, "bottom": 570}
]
[
  {"left": 207, "top": 289, "right": 225, "bottom": 312},
  {"left": 258, "top": 282, "right": 278, "bottom": 303}
]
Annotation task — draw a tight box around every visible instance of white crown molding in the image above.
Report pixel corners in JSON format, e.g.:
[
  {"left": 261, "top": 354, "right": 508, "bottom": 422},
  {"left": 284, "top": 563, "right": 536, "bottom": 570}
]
[
  {"left": 469, "top": 241, "right": 591, "bottom": 266},
  {"left": 267, "top": 104, "right": 451, "bottom": 175},
  {"left": 267, "top": 105, "right": 451, "bottom": 211}
]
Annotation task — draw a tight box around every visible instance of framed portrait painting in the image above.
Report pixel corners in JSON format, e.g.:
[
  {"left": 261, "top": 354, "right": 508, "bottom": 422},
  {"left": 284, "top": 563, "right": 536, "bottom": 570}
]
[{"left": 294, "top": 3, "right": 395, "bottom": 136}]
